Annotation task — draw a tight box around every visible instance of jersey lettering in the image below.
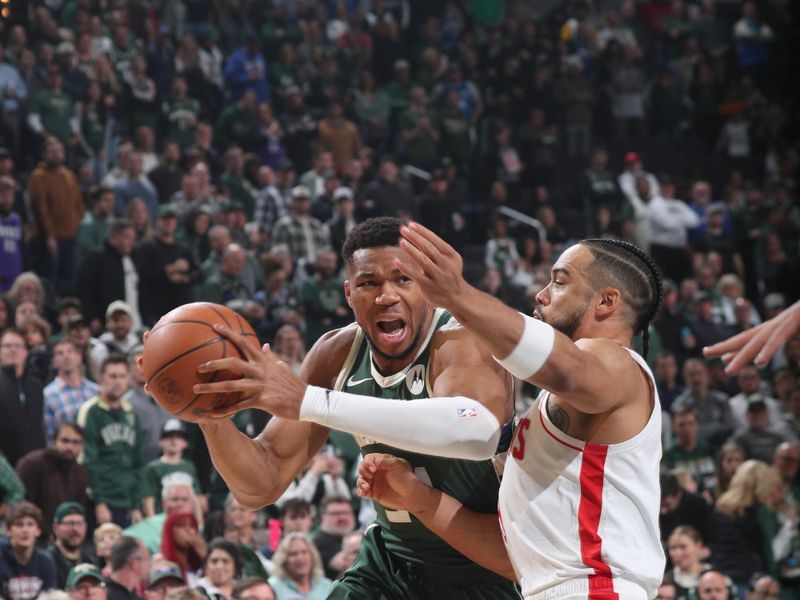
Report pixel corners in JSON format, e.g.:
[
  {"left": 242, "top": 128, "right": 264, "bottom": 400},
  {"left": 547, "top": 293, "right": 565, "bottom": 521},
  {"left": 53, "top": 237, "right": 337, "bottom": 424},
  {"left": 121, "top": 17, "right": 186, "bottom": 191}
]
[{"left": 511, "top": 418, "right": 531, "bottom": 460}]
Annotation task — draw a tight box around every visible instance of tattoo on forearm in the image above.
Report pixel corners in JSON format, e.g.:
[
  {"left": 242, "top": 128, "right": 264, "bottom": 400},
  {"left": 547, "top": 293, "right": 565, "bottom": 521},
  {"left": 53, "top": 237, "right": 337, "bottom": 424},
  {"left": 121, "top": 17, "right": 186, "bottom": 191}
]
[{"left": 547, "top": 402, "right": 570, "bottom": 434}]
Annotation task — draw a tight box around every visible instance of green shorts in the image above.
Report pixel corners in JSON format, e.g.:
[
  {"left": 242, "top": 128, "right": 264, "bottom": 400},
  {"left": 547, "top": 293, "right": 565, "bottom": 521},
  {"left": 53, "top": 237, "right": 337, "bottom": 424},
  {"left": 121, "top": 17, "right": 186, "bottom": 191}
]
[{"left": 327, "top": 524, "right": 521, "bottom": 600}]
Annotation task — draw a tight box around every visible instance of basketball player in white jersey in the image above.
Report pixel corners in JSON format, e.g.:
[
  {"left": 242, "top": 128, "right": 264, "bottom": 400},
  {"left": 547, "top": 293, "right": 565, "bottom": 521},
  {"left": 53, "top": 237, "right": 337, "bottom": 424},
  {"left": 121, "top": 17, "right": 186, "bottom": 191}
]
[{"left": 356, "top": 222, "right": 667, "bottom": 599}]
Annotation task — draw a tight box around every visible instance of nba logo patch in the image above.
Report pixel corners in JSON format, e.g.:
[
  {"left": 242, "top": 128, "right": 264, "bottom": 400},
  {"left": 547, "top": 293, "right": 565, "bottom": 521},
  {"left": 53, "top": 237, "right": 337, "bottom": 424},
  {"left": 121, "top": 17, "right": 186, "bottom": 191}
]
[{"left": 457, "top": 408, "right": 478, "bottom": 418}]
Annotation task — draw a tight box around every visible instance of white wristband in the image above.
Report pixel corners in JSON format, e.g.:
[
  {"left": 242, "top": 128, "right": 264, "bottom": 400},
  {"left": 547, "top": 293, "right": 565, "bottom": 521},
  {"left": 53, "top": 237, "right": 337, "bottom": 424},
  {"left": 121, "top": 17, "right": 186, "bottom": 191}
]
[
  {"left": 299, "top": 386, "right": 501, "bottom": 461},
  {"left": 494, "top": 313, "right": 555, "bottom": 380}
]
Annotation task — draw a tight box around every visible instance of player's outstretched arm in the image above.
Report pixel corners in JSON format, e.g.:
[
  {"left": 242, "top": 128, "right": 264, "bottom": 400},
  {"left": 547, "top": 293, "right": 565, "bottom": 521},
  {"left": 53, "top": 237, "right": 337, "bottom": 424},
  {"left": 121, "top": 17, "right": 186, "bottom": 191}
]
[
  {"left": 357, "top": 453, "right": 516, "bottom": 581},
  {"left": 194, "top": 323, "right": 508, "bottom": 461},
  {"left": 397, "top": 222, "right": 626, "bottom": 414},
  {"left": 703, "top": 299, "right": 800, "bottom": 374}
]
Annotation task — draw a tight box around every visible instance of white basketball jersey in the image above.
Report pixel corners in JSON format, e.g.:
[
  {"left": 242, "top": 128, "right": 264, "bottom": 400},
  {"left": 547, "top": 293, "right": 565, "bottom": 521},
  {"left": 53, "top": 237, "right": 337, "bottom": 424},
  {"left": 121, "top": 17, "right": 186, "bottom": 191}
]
[{"left": 497, "top": 348, "right": 665, "bottom": 600}]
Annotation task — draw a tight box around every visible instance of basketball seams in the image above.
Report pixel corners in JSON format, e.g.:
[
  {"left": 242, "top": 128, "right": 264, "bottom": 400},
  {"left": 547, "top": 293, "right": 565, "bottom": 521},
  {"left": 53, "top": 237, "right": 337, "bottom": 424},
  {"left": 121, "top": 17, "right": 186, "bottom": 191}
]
[{"left": 145, "top": 336, "right": 225, "bottom": 385}]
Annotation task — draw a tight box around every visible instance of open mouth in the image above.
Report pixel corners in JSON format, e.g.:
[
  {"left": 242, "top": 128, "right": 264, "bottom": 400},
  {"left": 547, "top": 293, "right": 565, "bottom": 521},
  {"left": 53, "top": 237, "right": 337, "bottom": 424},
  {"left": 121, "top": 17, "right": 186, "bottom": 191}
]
[{"left": 376, "top": 318, "right": 407, "bottom": 343}]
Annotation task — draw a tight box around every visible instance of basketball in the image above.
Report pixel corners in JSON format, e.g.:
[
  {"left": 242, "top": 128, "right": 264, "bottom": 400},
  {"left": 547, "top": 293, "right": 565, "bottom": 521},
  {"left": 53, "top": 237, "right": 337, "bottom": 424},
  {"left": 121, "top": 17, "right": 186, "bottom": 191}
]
[{"left": 141, "top": 302, "right": 260, "bottom": 422}]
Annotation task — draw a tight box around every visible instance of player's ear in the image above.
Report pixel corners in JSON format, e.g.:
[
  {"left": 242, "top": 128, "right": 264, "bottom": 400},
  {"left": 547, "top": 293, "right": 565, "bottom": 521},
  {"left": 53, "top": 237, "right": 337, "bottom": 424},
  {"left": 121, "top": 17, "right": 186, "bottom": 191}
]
[
  {"left": 344, "top": 280, "right": 353, "bottom": 308},
  {"left": 595, "top": 287, "right": 620, "bottom": 319}
]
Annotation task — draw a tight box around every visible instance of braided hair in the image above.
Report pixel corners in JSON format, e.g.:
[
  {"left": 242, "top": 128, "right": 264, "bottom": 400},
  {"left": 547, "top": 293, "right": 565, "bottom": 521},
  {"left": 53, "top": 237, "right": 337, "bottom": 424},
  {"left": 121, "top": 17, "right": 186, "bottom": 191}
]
[{"left": 579, "top": 238, "right": 663, "bottom": 359}]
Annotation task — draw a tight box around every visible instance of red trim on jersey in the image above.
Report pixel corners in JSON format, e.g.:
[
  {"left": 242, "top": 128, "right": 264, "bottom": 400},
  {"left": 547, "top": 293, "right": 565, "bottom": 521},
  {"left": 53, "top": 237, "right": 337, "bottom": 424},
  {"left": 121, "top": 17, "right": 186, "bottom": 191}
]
[
  {"left": 578, "top": 443, "right": 619, "bottom": 600},
  {"left": 538, "top": 411, "right": 583, "bottom": 452}
]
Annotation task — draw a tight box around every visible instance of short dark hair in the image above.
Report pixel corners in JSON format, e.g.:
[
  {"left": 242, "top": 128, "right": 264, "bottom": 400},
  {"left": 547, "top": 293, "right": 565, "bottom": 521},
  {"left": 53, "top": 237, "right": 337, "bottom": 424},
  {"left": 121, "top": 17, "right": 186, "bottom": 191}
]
[
  {"left": 109, "top": 218, "right": 135, "bottom": 237},
  {"left": 341, "top": 217, "right": 403, "bottom": 264},
  {"left": 321, "top": 496, "right": 352, "bottom": 513},
  {"left": 233, "top": 577, "right": 274, "bottom": 599},
  {"left": 6, "top": 501, "right": 43, "bottom": 529},
  {"left": 205, "top": 538, "right": 242, "bottom": 576},
  {"left": 660, "top": 472, "right": 681, "bottom": 499},
  {"left": 280, "top": 498, "right": 311, "bottom": 518},
  {"left": 54, "top": 421, "right": 84, "bottom": 439},
  {"left": 110, "top": 536, "right": 143, "bottom": 571},
  {"left": 672, "top": 406, "right": 697, "bottom": 421},
  {"left": 100, "top": 353, "right": 129, "bottom": 374},
  {"left": 579, "top": 239, "right": 663, "bottom": 359},
  {"left": 90, "top": 186, "right": 114, "bottom": 206}
]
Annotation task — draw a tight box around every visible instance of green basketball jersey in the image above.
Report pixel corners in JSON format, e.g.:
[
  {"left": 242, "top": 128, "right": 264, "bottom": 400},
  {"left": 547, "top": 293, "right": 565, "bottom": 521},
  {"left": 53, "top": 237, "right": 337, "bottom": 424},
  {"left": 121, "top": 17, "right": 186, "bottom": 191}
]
[{"left": 334, "top": 308, "right": 509, "bottom": 582}]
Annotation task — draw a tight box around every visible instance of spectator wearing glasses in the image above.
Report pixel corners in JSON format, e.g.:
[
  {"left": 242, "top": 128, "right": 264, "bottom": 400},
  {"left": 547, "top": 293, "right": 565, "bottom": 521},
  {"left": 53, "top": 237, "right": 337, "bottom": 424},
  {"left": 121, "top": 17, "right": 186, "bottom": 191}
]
[
  {"left": 66, "top": 563, "right": 107, "bottom": 600},
  {"left": 49, "top": 502, "right": 94, "bottom": 589}
]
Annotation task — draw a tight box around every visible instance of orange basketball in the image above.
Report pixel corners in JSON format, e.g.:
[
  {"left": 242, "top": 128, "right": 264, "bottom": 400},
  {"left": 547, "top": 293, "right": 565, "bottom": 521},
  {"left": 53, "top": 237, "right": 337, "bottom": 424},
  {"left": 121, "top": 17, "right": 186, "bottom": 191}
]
[{"left": 141, "top": 302, "right": 260, "bottom": 422}]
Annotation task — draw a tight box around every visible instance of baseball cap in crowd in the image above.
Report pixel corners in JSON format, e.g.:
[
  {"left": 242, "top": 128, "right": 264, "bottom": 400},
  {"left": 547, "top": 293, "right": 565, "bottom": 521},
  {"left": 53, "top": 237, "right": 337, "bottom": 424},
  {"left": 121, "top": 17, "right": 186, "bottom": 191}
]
[
  {"left": 54, "top": 502, "right": 85, "bottom": 523},
  {"left": 285, "top": 85, "right": 302, "bottom": 97},
  {"left": 0, "top": 176, "right": 14, "bottom": 190},
  {"left": 0, "top": 147, "right": 10, "bottom": 160},
  {"left": 161, "top": 418, "right": 187, "bottom": 439},
  {"left": 66, "top": 563, "right": 104, "bottom": 590},
  {"left": 624, "top": 151, "right": 641, "bottom": 165},
  {"left": 291, "top": 185, "right": 311, "bottom": 199},
  {"left": 333, "top": 187, "right": 354, "bottom": 202},
  {"left": 66, "top": 314, "right": 90, "bottom": 331},
  {"left": 58, "top": 297, "right": 82, "bottom": 312},
  {"left": 56, "top": 41, "right": 75, "bottom": 55},
  {"left": 147, "top": 560, "right": 186, "bottom": 589},
  {"left": 394, "top": 59, "right": 410, "bottom": 71},
  {"left": 156, "top": 204, "right": 178, "bottom": 219},
  {"left": 106, "top": 300, "right": 133, "bottom": 320}
]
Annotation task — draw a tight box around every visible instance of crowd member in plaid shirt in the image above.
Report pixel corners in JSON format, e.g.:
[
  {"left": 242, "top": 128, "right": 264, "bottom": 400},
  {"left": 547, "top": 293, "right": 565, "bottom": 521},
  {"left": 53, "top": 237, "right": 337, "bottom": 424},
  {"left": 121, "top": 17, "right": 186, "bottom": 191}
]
[
  {"left": 43, "top": 340, "right": 99, "bottom": 444},
  {"left": 271, "top": 185, "right": 330, "bottom": 265}
]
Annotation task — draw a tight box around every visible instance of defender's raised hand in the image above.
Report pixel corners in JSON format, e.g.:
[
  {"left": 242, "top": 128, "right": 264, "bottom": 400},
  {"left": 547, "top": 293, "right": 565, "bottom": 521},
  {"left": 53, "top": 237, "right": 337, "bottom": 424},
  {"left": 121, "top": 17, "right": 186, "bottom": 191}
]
[{"left": 395, "top": 222, "right": 466, "bottom": 310}]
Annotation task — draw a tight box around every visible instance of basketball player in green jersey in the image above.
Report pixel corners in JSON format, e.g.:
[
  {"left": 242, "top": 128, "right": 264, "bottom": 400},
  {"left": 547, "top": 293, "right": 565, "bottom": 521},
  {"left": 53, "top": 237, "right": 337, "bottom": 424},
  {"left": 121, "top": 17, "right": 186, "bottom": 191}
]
[{"left": 185, "top": 217, "right": 520, "bottom": 599}]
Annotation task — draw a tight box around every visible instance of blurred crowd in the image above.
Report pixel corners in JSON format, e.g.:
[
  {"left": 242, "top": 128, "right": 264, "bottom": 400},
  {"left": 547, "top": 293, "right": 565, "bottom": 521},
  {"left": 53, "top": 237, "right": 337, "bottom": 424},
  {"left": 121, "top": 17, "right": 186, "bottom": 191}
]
[{"left": 0, "top": 0, "right": 798, "bottom": 598}]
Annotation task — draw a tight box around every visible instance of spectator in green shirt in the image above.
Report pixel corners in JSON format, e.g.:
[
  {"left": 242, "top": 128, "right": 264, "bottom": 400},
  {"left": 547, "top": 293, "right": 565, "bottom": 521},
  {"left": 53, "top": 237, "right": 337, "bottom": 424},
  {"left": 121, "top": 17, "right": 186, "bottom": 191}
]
[
  {"left": 76, "top": 186, "right": 114, "bottom": 265},
  {"left": 299, "top": 248, "right": 349, "bottom": 345},
  {"left": 28, "top": 66, "right": 75, "bottom": 145}
]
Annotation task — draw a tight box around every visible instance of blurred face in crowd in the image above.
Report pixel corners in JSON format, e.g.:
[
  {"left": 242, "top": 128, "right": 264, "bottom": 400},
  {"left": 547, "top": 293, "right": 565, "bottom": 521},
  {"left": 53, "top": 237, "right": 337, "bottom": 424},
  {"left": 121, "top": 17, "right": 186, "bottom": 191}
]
[
  {"left": 236, "top": 582, "right": 275, "bottom": 600},
  {"left": 163, "top": 484, "right": 194, "bottom": 515},
  {"left": 44, "top": 139, "right": 65, "bottom": 166},
  {"left": 53, "top": 425, "right": 83, "bottom": 461},
  {"left": 673, "top": 412, "right": 699, "bottom": 448},
  {"left": 656, "top": 583, "right": 677, "bottom": 600},
  {"left": 683, "top": 361, "right": 708, "bottom": 396},
  {"left": 737, "top": 365, "right": 761, "bottom": 395},
  {"left": 127, "top": 154, "right": 143, "bottom": 178},
  {"left": 221, "top": 245, "right": 246, "bottom": 278},
  {"left": 100, "top": 362, "right": 129, "bottom": 402},
  {"left": 320, "top": 501, "right": 355, "bottom": 536},
  {"left": 0, "top": 330, "right": 28, "bottom": 371},
  {"left": 316, "top": 250, "right": 338, "bottom": 280},
  {"left": 206, "top": 548, "right": 235, "bottom": 587},
  {"left": 226, "top": 498, "right": 256, "bottom": 533},
  {"left": 54, "top": 511, "right": 87, "bottom": 551},
  {"left": 285, "top": 539, "right": 312, "bottom": 582},
  {"left": 15, "top": 301, "right": 38, "bottom": 326},
  {"left": 95, "top": 191, "right": 114, "bottom": 217},
  {"left": 749, "top": 577, "right": 781, "bottom": 600},
  {"left": 107, "top": 312, "right": 132, "bottom": 340},
  {"left": 9, "top": 516, "right": 40, "bottom": 552},
  {"left": 720, "top": 447, "right": 744, "bottom": 478},
  {"left": 94, "top": 530, "right": 121, "bottom": 561},
  {"left": 654, "top": 354, "right": 677, "bottom": 384},
  {"left": 697, "top": 572, "right": 729, "bottom": 600},
  {"left": 156, "top": 215, "right": 178, "bottom": 238},
  {"left": 69, "top": 576, "right": 107, "bottom": 600},
  {"left": 53, "top": 341, "right": 81, "bottom": 375},
  {"left": 667, "top": 531, "right": 702, "bottom": 571},
  {"left": 773, "top": 443, "right": 800, "bottom": 482},
  {"left": 281, "top": 508, "right": 312, "bottom": 535}
]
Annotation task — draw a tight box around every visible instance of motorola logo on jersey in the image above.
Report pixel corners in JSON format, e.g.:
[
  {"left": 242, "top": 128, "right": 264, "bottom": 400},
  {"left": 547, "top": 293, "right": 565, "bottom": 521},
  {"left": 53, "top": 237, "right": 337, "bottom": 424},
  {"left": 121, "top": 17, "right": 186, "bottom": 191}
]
[{"left": 406, "top": 364, "right": 425, "bottom": 395}]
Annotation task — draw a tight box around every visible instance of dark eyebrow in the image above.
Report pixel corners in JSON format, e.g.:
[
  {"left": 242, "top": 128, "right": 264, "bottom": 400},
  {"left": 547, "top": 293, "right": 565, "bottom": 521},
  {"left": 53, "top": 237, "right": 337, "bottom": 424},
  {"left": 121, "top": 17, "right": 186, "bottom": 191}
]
[
  {"left": 355, "top": 268, "right": 404, "bottom": 280},
  {"left": 551, "top": 268, "right": 570, "bottom": 278}
]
